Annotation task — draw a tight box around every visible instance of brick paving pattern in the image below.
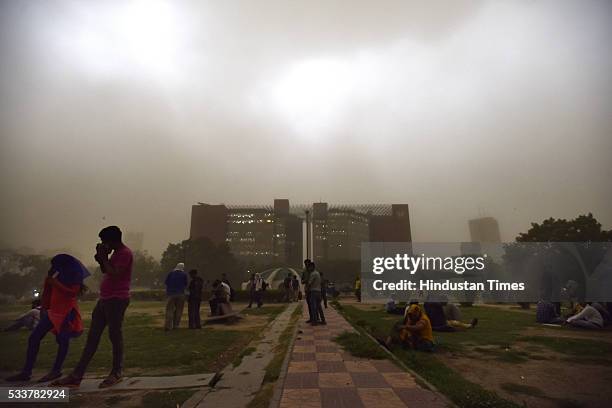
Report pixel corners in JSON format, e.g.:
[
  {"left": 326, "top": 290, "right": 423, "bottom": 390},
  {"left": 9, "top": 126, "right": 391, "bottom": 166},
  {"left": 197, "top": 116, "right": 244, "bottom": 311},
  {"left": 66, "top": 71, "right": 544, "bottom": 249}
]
[{"left": 279, "top": 302, "right": 448, "bottom": 407}]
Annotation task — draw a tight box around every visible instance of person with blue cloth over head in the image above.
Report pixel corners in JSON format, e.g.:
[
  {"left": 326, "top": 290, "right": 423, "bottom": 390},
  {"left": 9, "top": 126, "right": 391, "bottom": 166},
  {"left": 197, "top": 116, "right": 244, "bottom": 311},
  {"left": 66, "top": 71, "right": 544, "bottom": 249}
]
[
  {"left": 165, "top": 262, "right": 188, "bottom": 330},
  {"left": 5, "top": 254, "right": 89, "bottom": 383}
]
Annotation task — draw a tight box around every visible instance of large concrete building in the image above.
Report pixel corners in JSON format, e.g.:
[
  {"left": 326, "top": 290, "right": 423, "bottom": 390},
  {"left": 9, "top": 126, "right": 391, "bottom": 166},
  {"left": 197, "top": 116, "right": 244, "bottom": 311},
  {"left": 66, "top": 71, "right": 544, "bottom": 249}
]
[
  {"left": 190, "top": 200, "right": 412, "bottom": 265},
  {"left": 468, "top": 217, "right": 502, "bottom": 243}
]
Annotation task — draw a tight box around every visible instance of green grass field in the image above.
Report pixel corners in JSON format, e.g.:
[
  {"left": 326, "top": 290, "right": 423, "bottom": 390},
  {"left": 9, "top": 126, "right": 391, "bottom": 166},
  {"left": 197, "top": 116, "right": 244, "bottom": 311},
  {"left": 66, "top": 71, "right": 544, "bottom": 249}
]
[
  {"left": 335, "top": 302, "right": 612, "bottom": 408},
  {"left": 0, "top": 301, "right": 286, "bottom": 377}
]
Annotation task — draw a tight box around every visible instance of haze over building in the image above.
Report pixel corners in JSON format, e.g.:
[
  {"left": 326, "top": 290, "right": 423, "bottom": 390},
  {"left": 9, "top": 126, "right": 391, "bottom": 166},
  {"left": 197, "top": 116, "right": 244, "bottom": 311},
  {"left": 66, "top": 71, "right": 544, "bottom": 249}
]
[
  {"left": 190, "top": 200, "right": 412, "bottom": 265},
  {"left": 469, "top": 217, "right": 502, "bottom": 243}
]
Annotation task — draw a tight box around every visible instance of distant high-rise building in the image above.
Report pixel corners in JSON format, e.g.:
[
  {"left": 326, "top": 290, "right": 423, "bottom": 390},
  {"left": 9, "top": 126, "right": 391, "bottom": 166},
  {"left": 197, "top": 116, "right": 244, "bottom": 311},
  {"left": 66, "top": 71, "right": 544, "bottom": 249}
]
[
  {"left": 190, "top": 201, "right": 411, "bottom": 265},
  {"left": 468, "top": 217, "right": 501, "bottom": 243},
  {"left": 124, "top": 231, "right": 144, "bottom": 252}
]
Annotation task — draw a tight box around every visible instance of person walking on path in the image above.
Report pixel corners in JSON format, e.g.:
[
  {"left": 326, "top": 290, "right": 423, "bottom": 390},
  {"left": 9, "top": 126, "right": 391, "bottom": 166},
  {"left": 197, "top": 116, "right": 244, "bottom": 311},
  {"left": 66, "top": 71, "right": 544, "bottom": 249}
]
[
  {"left": 188, "top": 269, "right": 203, "bottom": 329},
  {"left": 6, "top": 254, "right": 89, "bottom": 383},
  {"left": 52, "top": 226, "right": 133, "bottom": 389},
  {"left": 301, "top": 259, "right": 314, "bottom": 322},
  {"left": 308, "top": 262, "right": 326, "bottom": 325},
  {"left": 164, "top": 263, "right": 188, "bottom": 330}
]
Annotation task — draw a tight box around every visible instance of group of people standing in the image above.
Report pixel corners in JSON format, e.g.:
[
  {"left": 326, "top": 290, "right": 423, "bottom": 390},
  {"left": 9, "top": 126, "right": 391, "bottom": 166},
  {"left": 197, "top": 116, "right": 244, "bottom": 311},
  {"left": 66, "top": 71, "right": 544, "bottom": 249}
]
[
  {"left": 164, "top": 264, "right": 236, "bottom": 330},
  {"left": 163, "top": 263, "right": 207, "bottom": 330},
  {"left": 282, "top": 272, "right": 301, "bottom": 302}
]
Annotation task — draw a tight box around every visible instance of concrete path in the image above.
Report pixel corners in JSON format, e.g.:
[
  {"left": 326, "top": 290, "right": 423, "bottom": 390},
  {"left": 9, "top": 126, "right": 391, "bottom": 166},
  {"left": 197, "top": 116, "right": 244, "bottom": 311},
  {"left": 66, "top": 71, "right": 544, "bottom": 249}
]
[
  {"left": 276, "top": 303, "right": 448, "bottom": 408},
  {"left": 47, "top": 373, "right": 215, "bottom": 393},
  {"left": 182, "top": 302, "right": 299, "bottom": 408}
]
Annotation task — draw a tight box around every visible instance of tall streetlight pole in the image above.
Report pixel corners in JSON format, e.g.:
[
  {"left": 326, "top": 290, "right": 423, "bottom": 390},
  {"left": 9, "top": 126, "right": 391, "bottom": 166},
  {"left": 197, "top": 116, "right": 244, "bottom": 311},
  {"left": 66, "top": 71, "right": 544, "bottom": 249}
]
[{"left": 305, "top": 210, "right": 311, "bottom": 259}]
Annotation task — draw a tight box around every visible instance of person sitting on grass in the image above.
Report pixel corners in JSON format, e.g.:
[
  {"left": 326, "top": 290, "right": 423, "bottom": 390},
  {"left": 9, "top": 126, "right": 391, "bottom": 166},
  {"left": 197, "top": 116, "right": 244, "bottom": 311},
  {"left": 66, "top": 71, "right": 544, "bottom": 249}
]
[
  {"left": 4, "top": 299, "right": 42, "bottom": 332},
  {"left": 384, "top": 304, "right": 435, "bottom": 352},
  {"left": 536, "top": 300, "right": 564, "bottom": 324},
  {"left": 209, "top": 280, "right": 229, "bottom": 316},
  {"left": 385, "top": 299, "right": 405, "bottom": 315},
  {"left": 6, "top": 254, "right": 89, "bottom": 383},
  {"left": 436, "top": 299, "right": 478, "bottom": 331},
  {"left": 565, "top": 302, "right": 604, "bottom": 329}
]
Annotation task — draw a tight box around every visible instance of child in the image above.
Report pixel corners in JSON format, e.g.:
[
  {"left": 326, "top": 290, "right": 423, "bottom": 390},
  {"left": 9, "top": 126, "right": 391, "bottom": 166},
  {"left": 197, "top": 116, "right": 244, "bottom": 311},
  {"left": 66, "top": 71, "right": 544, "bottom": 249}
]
[{"left": 5, "top": 254, "right": 89, "bottom": 383}]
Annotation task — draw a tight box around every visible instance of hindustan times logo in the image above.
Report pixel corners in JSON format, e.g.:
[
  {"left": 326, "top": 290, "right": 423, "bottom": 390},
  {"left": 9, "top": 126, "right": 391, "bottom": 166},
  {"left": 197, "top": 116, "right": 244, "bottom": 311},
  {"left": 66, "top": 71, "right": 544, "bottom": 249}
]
[{"left": 372, "top": 254, "right": 487, "bottom": 275}]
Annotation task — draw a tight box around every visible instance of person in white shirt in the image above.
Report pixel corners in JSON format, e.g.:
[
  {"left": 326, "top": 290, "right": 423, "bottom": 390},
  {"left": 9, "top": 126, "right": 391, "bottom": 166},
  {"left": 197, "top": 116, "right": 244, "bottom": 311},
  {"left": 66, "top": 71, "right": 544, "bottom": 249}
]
[{"left": 566, "top": 303, "right": 604, "bottom": 329}]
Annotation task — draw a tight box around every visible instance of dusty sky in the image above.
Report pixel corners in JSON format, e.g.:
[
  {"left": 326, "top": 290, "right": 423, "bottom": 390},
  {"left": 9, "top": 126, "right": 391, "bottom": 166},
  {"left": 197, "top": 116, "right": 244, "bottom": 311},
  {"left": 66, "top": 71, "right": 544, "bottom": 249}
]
[{"left": 1, "top": 0, "right": 611, "bottom": 259}]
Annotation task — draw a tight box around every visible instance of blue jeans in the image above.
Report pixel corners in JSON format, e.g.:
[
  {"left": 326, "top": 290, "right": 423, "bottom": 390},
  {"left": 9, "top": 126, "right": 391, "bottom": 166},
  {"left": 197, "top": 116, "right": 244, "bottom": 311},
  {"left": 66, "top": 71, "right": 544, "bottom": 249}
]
[
  {"left": 23, "top": 311, "right": 71, "bottom": 376},
  {"left": 309, "top": 291, "right": 325, "bottom": 323}
]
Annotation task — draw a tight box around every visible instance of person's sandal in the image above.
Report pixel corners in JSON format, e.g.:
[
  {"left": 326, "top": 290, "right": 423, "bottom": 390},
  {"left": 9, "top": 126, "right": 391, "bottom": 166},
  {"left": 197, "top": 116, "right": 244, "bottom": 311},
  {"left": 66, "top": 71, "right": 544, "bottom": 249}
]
[
  {"left": 98, "top": 373, "right": 123, "bottom": 389},
  {"left": 50, "top": 374, "right": 81, "bottom": 388},
  {"left": 37, "top": 371, "right": 62, "bottom": 383}
]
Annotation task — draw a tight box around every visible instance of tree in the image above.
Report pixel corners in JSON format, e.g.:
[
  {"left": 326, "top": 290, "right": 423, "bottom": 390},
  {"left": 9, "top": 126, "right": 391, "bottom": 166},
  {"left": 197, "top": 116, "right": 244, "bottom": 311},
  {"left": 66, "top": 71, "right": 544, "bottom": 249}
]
[
  {"left": 131, "top": 250, "right": 161, "bottom": 289},
  {"left": 516, "top": 213, "right": 612, "bottom": 242},
  {"left": 0, "top": 253, "right": 51, "bottom": 298},
  {"left": 505, "top": 213, "right": 612, "bottom": 307},
  {"left": 160, "top": 238, "right": 244, "bottom": 285}
]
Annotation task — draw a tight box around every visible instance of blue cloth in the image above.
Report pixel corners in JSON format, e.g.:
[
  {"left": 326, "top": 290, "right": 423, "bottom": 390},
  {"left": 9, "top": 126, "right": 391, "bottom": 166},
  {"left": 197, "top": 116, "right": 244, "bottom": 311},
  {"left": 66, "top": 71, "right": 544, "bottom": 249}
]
[
  {"left": 51, "top": 254, "right": 90, "bottom": 285},
  {"left": 165, "top": 270, "right": 188, "bottom": 296}
]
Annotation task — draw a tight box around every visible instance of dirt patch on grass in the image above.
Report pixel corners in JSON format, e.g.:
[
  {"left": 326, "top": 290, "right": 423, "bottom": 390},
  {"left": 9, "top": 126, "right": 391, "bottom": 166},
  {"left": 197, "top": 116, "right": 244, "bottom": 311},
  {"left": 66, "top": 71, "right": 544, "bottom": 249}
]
[
  {"left": 440, "top": 343, "right": 612, "bottom": 408},
  {"left": 521, "top": 326, "right": 612, "bottom": 343}
]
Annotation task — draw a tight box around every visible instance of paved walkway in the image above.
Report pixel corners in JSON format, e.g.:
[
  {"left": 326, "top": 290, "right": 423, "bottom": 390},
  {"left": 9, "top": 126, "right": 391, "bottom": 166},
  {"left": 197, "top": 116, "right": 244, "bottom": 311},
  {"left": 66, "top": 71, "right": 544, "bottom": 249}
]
[
  {"left": 182, "top": 302, "right": 299, "bottom": 408},
  {"left": 277, "top": 303, "right": 448, "bottom": 408}
]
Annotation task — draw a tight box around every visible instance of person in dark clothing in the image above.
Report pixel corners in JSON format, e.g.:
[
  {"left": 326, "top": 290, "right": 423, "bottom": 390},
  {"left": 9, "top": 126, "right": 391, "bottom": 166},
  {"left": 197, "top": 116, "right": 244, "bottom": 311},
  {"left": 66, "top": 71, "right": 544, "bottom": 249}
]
[
  {"left": 425, "top": 302, "right": 477, "bottom": 331},
  {"left": 307, "top": 262, "right": 326, "bottom": 325},
  {"left": 209, "top": 280, "right": 227, "bottom": 316},
  {"left": 164, "top": 263, "right": 188, "bottom": 330},
  {"left": 291, "top": 275, "right": 300, "bottom": 301},
  {"left": 188, "top": 269, "right": 203, "bottom": 329},
  {"left": 283, "top": 273, "right": 292, "bottom": 302},
  {"left": 302, "top": 259, "right": 314, "bottom": 322},
  {"left": 424, "top": 302, "right": 455, "bottom": 332}
]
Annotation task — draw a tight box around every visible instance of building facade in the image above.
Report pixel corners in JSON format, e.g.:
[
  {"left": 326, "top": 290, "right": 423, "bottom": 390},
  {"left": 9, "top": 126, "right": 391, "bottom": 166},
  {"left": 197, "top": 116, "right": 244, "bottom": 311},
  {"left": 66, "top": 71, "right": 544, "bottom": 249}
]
[
  {"left": 468, "top": 217, "right": 502, "bottom": 243},
  {"left": 190, "top": 200, "right": 411, "bottom": 265}
]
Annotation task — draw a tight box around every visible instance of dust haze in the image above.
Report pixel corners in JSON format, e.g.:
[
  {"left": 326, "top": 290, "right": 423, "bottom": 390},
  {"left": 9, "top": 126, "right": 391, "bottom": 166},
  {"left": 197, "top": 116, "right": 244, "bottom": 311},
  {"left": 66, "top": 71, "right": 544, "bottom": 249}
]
[{"left": 1, "top": 0, "right": 611, "bottom": 259}]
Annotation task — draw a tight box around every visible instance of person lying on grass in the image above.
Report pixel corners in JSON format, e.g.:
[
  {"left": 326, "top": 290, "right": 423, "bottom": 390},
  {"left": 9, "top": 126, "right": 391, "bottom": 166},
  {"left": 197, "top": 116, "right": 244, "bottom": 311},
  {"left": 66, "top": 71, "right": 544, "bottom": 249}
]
[
  {"left": 383, "top": 304, "right": 435, "bottom": 352},
  {"left": 5, "top": 254, "right": 89, "bottom": 383},
  {"left": 3, "top": 299, "right": 42, "bottom": 332},
  {"left": 425, "top": 301, "right": 478, "bottom": 332}
]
